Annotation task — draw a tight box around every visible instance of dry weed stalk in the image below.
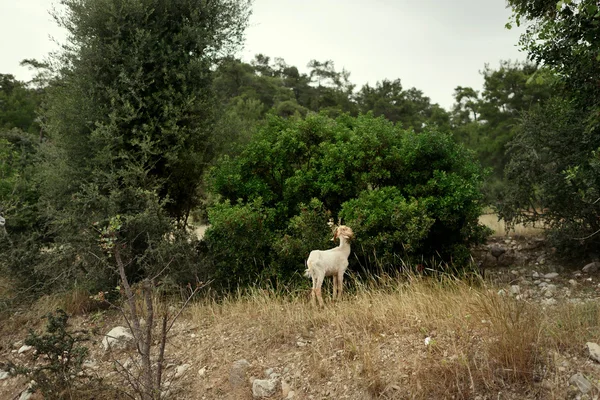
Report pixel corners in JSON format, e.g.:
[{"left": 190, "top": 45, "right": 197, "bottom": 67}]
[{"left": 108, "top": 244, "right": 204, "bottom": 400}]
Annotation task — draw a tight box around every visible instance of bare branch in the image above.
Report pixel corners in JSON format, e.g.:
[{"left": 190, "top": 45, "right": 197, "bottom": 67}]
[
  {"left": 166, "top": 281, "right": 209, "bottom": 334},
  {"left": 574, "top": 227, "right": 600, "bottom": 241}
]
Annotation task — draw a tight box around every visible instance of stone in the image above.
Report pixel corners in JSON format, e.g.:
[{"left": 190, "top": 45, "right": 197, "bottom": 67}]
[
  {"left": 174, "top": 363, "right": 191, "bottom": 379},
  {"left": 18, "top": 345, "right": 32, "bottom": 354},
  {"left": 102, "top": 326, "right": 134, "bottom": 351},
  {"left": 586, "top": 342, "right": 600, "bottom": 363},
  {"left": 490, "top": 244, "right": 506, "bottom": 258},
  {"left": 230, "top": 359, "right": 250, "bottom": 388},
  {"left": 252, "top": 378, "right": 279, "bottom": 398},
  {"left": 510, "top": 285, "right": 521, "bottom": 296},
  {"left": 570, "top": 373, "right": 592, "bottom": 394},
  {"left": 541, "top": 298, "right": 557, "bottom": 306},
  {"left": 544, "top": 272, "right": 559, "bottom": 279},
  {"left": 286, "top": 391, "right": 295, "bottom": 399},
  {"left": 0, "top": 370, "right": 9, "bottom": 380},
  {"left": 198, "top": 366, "right": 207, "bottom": 377},
  {"left": 532, "top": 271, "right": 540, "bottom": 278},
  {"left": 569, "top": 279, "right": 578, "bottom": 286},
  {"left": 18, "top": 382, "right": 35, "bottom": 400},
  {"left": 281, "top": 380, "right": 291, "bottom": 398},
  {"left": 583, "top": 262, "right": 600, "bottom": 273},
  {"left": 19, "top": 390, "right": 32, "bottom": 400}
]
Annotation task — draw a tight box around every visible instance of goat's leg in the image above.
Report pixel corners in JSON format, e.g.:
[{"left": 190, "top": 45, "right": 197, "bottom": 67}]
[
  {"left": 314, "top": 275, "right": 325, "bottom": 307},
  {"left": 310, "top": 277, "right": 317, "bottom": 307},
  {"left": 316, "top": 286, "right": 324, "bottom": 307},
  {"left": 336, "top": 270, "right": 345, "bottom": 300},
  {"left": 332, "top": 275, "right": 338, "bottom": 301}
]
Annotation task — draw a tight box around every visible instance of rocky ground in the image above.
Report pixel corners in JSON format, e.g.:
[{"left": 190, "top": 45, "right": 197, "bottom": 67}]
[
  {"left": 477, "top": 236, "right": 600, "bottom": 307},
  {"left": 2, "top": 234, "right": 600, "bottom": 400}
]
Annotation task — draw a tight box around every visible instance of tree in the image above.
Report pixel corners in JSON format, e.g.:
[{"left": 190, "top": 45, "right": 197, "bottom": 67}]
[
  {"left": 501, "top": 0, "right": 600, "bottom": 253},
  {"left": 0, "top": 74, "right": 42, "bottom": 134},
  {"left": 26, "top": 0, "right": 251, "bottom": 290},
  {"left": 356, "top": 79, "right": 450, "bottom": 132},
  {"left": 451, "top": 61, "right": 553, "bottom": 179}
]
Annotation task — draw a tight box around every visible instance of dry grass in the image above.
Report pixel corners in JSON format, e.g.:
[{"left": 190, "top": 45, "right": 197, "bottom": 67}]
[
  {"left": 479, "top": 213, "right": 546, "bottom": 237},
  {"left": 3, "top": 273, "right": 600, "bottom": 399},
  {"left": 180, "top": 275, "right": 600, "bottom": 399}
]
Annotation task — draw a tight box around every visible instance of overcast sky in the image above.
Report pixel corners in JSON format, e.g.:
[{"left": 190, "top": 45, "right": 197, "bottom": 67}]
[{"left": 1, "top": 0, "right": 525, "bottom": 110}]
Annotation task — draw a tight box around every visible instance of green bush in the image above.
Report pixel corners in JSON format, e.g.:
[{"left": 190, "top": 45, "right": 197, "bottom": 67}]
[
  {"left": 203, "top": 199, "right": 276, "bottom": 288},
  {"left": 340, "top": 187, "right": 434, "bottom": 269},
  {"left": 272, "top": 198, "right": 333, "bottom": 281},
  {"left": 206, "top": 113, "right": 489, "bottom": 285}
]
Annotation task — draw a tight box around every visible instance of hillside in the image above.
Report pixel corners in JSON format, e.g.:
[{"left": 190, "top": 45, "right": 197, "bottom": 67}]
[{"left": 1, "top": 233, "right": 600, "bottom": 400}]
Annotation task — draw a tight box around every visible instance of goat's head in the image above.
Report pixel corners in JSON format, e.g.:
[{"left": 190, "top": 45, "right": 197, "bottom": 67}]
[{"left": 333, "top": 225, "right": 354, "bottom": 241}]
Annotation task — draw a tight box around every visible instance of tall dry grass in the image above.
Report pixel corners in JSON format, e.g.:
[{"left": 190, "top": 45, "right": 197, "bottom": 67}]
[{"left": 186, "top": 274, "right": 600, "bottom": 398}]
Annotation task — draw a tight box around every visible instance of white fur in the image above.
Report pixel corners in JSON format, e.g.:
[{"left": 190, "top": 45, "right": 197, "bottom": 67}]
[{"left": 305, "top": 225, "right": 353, "bottom": 307}]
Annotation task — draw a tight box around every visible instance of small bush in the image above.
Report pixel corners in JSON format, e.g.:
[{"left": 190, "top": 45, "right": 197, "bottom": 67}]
[
  {"left": 8, "top": 309, "right": 104, "bottom": 399},
  {"left": 203, "top": 198, "right": 276, "bottom": 288}
]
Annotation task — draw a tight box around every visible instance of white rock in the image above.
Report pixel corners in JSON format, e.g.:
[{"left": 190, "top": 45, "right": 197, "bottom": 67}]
[
  {"left": 424, "top": 337, "right": 432, "bottom": 346},
  {"left": 569, "top": 279, "right": 578, "bottom": 286},
  {"left": 286, "top": 390, "right": 295, "bottom": 399},
  {"left": 532, "top": 271, "right": 540, "bottom": 278},
  {"left": 570, "top": 373, "right": 592, "bottom": 394},
  {"left": 19, "top": 382, "right": 35, "bottom": 400},
  {"left": 19, "top": 390, "right": 32, "bottom": 400},
  {"left": 252, "top": 378, "right": 279, "bottom": 398},
  {"left": 174, "top": 363, "right": 191, "bottom": 379},
  {"left": 586, "top": 342, "right": 600, "bottom": 363},
  {"left": 198, "top": 366, "right": 207, "bottom": 377},
  {"left": 582, "top": 262, "right": 600, "bottom": 273},
  {"left": 544, "top": 272, "right": 559, "bottom": 279},
  {"left": 18, "top": 345, "right": 32, "bottom": 354},
  {"left": 0, "top": 370, "right": 9, "bottom": 380},
  {"left": 510, "top": 285, "right": 521, "bottom": 295},
  {"left": 102, "top": 326, "right": 134, "bottom": 351}
]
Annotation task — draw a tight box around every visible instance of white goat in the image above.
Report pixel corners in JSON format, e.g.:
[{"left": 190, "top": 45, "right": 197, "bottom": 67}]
[{"left": 305, "top": 225, "right": 354, "bottom": 307}]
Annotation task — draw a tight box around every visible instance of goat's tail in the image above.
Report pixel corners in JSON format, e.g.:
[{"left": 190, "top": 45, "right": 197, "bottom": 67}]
[{"left": 304, "top": 259, "right": 312, "bottom": 278}]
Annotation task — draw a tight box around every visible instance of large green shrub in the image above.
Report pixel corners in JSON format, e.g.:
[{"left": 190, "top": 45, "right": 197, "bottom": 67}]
[
  {"left": 206, "top": 113, "right": 489, "bottom": 285},
  {"left": 272, "top": 198, "right": 333, "bottom": 281},
  {"left": 339, "top": 187, "right": 434, "bottom": 269}
]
